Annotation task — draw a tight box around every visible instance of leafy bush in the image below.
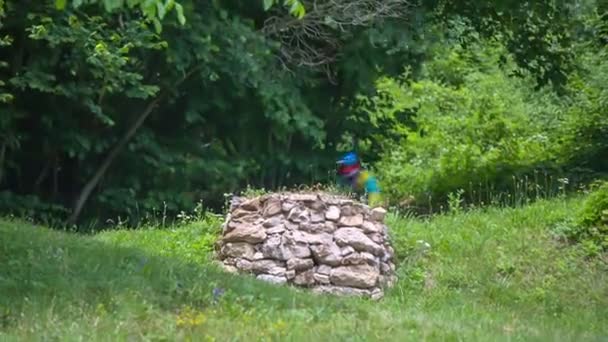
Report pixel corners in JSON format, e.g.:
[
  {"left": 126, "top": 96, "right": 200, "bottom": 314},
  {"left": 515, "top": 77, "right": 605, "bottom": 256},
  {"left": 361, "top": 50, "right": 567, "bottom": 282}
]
[
  {"left": 571, "top": 181, "right": 608, "bottom": 253},
  {"left": 0, "top": 191, "right": 69, "bottom": 227},
  {"left": 359, "top": 31, "right": 564, "bottom": 208},
  {"left": 96, "top": 212, "right": 224, "bottom": 264},
  {"left": 556, "top": 46, "right": 608, "bottom": 178}
]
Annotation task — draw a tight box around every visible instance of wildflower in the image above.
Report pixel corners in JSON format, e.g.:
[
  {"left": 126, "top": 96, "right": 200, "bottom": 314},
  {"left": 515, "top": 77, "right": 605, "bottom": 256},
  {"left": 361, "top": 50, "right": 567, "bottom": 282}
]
[
  {"left": 212, "top": 287, "right": 225, "bottom": 304},
  {"left": 176, "top": 306, "right": 207, "bottom": 328}
]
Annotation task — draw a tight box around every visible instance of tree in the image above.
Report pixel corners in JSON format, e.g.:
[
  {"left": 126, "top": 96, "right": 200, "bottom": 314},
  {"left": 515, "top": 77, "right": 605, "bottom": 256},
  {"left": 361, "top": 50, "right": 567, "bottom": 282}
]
[
  {"left": 261, "top": 0, "right": 412, "bottom": 79},
  {"left": 57, "top": 0, "right": 187, "bottom": 28},
  {"left": 2, "top": 0, "right": 603, "bottom": 228},
  {"left": 0, "top": 0, "right": 323, "bottom": 225}
]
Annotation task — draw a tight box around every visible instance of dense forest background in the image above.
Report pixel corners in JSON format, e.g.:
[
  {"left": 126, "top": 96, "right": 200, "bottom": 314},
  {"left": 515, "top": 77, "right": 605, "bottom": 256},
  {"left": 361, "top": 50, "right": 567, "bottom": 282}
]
[{"left": 0, "top": 0, "right": 607, "bottom": 228}]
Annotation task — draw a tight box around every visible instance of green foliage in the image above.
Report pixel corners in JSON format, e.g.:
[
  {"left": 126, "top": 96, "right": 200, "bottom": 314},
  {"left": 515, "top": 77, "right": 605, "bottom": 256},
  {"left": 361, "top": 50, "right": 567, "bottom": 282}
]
[
  {"left": 426, "top": 0, "right": 580, "bottom": 89},
  {"left": 0, "top": 0, "right": 11, "bottom": 106},
  {"left": 97, "top": 213, "right": 223, "bottom": 264},
  {"left": 263, "top": 0, "right": 305, "bottom": 18},
  {"left": 577, "top": 181, "right": 608, "bottom": 227},
  {"left": 58, "top": 0, "right": 187, "bottom": 29},
  {"left": 359, "top": 28, "right": 564, "bottom": 207},
  {"left": 1, "top": 0, "right": 608, "bottom": 228},
  {"left": 1, "top": 196, "right": 607, "bottom": 340},
  {"left": 56, "top": 0, "right": 306, "bottom": 31},
  {"left": 559, "top": 181, "right": 608, "bottom": 254},
  {"left": 0, "top": 0, "right": 327, "bottom": 227},
  {"left": 0, "top": 192, "right": 69, "bottom": 226},
  {"left": 556, "top": 41, "right": 608, "bottom": 176},
  {"left": 387, "top": 196, "right": 607, "bottom": 325}
]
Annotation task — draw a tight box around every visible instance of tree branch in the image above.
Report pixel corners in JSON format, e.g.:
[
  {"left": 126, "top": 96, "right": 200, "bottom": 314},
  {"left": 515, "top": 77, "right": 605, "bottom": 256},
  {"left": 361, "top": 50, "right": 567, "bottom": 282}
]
[
  {"left": 67, "top": 67, "right": 201, "bottom": 224},
  {"left": 262, "top": 0, "right": 413, "bottom": 75}
]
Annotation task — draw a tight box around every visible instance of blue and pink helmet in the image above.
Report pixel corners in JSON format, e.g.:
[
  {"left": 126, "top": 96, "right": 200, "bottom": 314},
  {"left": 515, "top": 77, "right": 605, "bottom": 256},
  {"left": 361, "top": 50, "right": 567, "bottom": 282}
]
[{"left": 337, "top": 151, "right": 361, "bottom": 177}]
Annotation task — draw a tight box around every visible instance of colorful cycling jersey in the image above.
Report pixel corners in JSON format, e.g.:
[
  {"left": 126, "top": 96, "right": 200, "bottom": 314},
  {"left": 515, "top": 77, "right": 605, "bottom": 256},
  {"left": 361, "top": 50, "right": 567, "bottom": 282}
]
[
  {"left": 339, "top": 170, "right": 382, "bottom": 206},
  {"left": 355, "top": 170, "right": 380, "bottom": 195}
]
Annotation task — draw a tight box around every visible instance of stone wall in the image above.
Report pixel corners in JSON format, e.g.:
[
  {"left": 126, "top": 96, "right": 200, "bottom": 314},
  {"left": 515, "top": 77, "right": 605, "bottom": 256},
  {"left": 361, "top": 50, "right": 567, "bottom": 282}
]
[{"left": 215, "top": 192, "right": 397, "bottom": 300}]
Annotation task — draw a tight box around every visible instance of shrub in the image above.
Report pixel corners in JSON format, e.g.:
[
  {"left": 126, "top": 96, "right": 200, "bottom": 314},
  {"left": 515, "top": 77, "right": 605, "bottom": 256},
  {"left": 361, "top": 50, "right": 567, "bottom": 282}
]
[
  {"left": 359, "top": 34, "right": 563, "bottom": 208},
  {"left": 556, "top": 47, "right": 608, "bottom": 178},
  {"left": 571, "top": 181, "right": 608, "bottom": 253}
]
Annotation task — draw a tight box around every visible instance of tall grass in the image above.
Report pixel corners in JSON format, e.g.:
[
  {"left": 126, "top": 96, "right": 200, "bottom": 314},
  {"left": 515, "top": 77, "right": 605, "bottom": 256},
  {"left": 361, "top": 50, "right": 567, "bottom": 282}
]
[
  {"left": 390, "top": 171, "right": 591, "bottom": 219},
  {"left": 1, "top": 194, "right": 606, "bottom": 341}
]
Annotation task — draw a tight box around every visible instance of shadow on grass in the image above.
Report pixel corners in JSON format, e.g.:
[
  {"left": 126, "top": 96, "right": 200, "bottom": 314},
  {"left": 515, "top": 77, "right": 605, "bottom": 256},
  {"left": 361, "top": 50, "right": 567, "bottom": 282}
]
[{"left": 0, "top": 218, "right": 357, "bottom": 328}]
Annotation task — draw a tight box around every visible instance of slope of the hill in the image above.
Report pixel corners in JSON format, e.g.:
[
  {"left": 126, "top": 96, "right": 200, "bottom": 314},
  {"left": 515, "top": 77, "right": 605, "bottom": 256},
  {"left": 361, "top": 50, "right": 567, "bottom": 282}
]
[{"left": 1, "top": 197, "right": 606, "bottom": 341}]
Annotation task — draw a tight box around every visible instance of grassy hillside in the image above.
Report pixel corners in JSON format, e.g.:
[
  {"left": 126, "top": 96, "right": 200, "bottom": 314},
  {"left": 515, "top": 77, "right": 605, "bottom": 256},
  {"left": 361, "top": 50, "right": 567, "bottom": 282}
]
[{"left": 1, "top": 197, "right": 607, "bottom": 341}]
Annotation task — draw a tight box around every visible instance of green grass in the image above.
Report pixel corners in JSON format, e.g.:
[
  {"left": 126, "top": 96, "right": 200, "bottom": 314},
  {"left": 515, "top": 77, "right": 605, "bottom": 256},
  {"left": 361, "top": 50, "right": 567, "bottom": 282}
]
[{"left": 1, "top": 196, "right": 607, "bottom": 341}]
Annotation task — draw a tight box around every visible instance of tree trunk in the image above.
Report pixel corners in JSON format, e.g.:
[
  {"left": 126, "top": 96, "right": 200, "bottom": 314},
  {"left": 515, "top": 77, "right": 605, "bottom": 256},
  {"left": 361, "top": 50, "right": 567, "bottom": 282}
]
[
  {"left": 67, "top": 98, "right": 162, "bottom": 225},
  {"left": 0, "top": 142, "right": 5, "bottom": 186},
  {"left": 34, "top": 157, "right": 51, "bottom": 193},
  {"left": 67, "top": 68, "right": 200, "bottom": 225}
]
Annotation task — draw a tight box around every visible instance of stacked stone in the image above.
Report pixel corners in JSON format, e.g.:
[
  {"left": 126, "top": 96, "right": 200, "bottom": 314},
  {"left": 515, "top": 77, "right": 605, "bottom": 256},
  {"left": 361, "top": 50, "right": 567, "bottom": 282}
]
[{"left": 216, "top": 192, "right": 397, "bottom": 300}]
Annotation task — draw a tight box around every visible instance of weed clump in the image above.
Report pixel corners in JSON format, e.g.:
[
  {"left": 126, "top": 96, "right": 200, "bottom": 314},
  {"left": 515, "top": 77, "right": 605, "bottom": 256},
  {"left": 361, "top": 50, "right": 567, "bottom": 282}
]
[{"left": 571, "top": 181, "right": 608, "bottom": 253}]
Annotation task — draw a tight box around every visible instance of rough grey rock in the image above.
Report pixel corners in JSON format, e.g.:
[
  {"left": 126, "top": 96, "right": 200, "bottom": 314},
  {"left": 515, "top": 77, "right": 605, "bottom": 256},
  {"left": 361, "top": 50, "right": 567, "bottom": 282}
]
[
  {"left": 340, "top": 246, "right": 355, "bottom": 256},
  {"left": 361, "top": 221, "right": 382, "bottom": 234},
  {"left": 316, "top": 264, "right": 332, "bottom": 275},
  {"left": 236, "top": 259, "right": 253, "bottom": 271},
  {"left": 266, "top": 224, "right": 286, "bottom": 235},
  {"left": 371, "top": 288, "right": 384, "bottom": 301},
  {"left": 313, "top": 273, "right": 331, "bottom": 284},
  {"left": 263, "top": 216, "right": 283, "bottom": 228},
  {"left": 371, "top": 207, "right": 387, "bottom": 222},
  {"left": 260, "top": 235, "right": 284, "bottom": 260},
  {"left": 240, "top": 197, "right": 261, "bottom": 211},
  {"left": 292, "top": 231, "right": 333, "bottom": 245},
  {"left": 220, "top": 242, "right": 255, "bottom": 260},
  {"left": 293, "top": 269, "right": 315, "bottom": 286},
  {"left": 334, "top": 228, "right": 382, "bottom": 255},
  {"left": 223, "top": 224, "right": 266, "bottom": 244},
  {"left": 257, "top": 274, "right": 287, "bottom": 285},
  {"left": 325, "top": 205, "right": 341, "bottom": 221},
  {"left": 282, "top": 201, "right": 296, "bottom": 213},
  {"left": 250, "top": 260, "right": 286, "bottom": 276},
  {"left": 330, "top": 264, "right": 379, "bottom": 289},
  {"left": 312, "top": 286, "right": 371, "bottom": 297},
  {"left": 287, "top": 206, "right": 310, "bottom": 223},
  {"left": 310, "top": 242, "right": 342, "bottom": 267},
  {"left": 287, "top": 258, "right": 314, "bottom": 271},
  {"left": 310, "top": 211, "right": 325, "bottom": 223},
  {"left": 218, "top": 192, "right": 396, "bottom": 299},
  {"left": 263, "top": 197, "right": 282, "bottom": 217},
  {"left": 338, "top": 214, "right": 364, "bottom": 227}
]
